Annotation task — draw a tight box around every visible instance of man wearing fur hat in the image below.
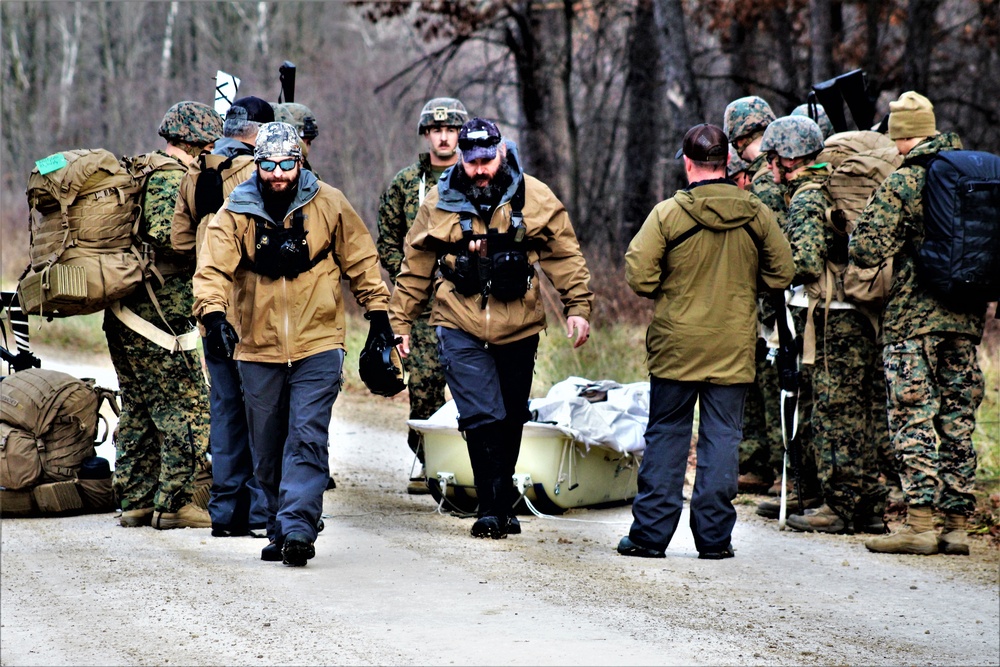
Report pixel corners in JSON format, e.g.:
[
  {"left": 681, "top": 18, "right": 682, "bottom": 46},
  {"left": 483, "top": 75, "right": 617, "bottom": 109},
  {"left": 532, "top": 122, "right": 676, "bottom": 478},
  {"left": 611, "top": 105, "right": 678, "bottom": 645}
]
[
  {"left": 851, "top": 92, "right": 987, "bottom": 556},
  {"left": 193, "top": 122, "right": 393, "bottom": 566}
]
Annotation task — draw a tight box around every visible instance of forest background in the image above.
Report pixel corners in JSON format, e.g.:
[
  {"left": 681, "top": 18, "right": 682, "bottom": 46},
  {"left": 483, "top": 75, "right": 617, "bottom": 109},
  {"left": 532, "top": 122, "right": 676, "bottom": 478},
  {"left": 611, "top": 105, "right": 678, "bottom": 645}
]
[{"left": 0, "top": 1, "right": 997, "bottom": 492}]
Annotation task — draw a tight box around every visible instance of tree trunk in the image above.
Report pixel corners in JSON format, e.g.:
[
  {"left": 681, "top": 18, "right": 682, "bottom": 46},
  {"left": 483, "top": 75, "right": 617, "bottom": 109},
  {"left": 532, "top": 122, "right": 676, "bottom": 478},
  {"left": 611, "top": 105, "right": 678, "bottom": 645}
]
[
  {"left": 160, "top": 2, "right": 179, "bottom": 106},
  {"left": 504, "top": 1, "right": 574, "bottom": 212},
  {"left": 620, "top": 0, "right": 662, "bottom": 245},
  {"left": 56, "top": 4, "right": 82, "bottom": 142},
  {"left": 903, "top": 0, "right": 939, "bottom": 93},
  {"left": 809, "top": 0, "right": 833, "bottom": 84},
  {"left": 652, "top": 0, "right": 701, "bottom": 193}
]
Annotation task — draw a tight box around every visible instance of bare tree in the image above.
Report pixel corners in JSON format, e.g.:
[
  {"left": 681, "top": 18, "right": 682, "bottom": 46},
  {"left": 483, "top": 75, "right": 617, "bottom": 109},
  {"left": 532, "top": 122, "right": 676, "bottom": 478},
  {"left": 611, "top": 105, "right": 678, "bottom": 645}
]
[
  {"left": 620, "top": 0, "right": 663, "bottom": 245},
  {"left": 56, "top": 3, "right": 82, "bottom": 140}
]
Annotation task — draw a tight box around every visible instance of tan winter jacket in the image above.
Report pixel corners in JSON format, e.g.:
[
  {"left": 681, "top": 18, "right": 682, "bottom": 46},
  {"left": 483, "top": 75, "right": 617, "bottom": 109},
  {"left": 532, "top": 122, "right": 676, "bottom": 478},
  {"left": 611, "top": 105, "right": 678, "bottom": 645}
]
[
  {"left": 390, "top": 147, "right": 592, "bottom": 344},
  {"left": 193, "top": 170, "right": 390, "bottom": 363},
  {"left": 626, "top": 181, "right": 794, "bottom": 384},
  {"left": 173, "top": 148, "right": 255, "bottom": 335}
]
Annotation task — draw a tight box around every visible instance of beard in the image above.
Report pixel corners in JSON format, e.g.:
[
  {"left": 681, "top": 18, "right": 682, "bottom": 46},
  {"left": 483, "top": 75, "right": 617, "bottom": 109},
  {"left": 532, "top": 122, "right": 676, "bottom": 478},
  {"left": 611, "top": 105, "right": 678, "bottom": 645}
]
[
  {"left": 454, "top": 158, "right": 514, "bottom": 212},
  {"left": 258, "top": 172, "right": 299, "bottom": 223}
]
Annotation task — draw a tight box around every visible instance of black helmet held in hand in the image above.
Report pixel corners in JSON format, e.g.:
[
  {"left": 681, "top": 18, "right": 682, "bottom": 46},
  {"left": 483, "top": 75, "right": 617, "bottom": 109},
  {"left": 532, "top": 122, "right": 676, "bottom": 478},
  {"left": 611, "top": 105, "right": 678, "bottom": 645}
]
[{"left": 359, "top": 337, "right": 406, "bottom": 397}]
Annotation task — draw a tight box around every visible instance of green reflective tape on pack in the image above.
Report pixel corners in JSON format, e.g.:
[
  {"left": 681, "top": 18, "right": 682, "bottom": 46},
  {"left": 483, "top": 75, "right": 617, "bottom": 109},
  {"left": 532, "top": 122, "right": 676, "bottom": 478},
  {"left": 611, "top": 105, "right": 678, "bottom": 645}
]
[{"left": 36, "top": 153, "right": 68, "bottom": 175}]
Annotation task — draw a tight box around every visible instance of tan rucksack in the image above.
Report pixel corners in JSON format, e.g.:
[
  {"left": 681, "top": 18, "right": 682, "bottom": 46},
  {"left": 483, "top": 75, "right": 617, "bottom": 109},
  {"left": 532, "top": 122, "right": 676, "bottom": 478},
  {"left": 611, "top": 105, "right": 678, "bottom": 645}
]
[
  {"left": 0, "top": 368, "right": 117, "bottom": 490},
  {"left": 794, "top": 133, "right": 902, "bottom": 363},
  {"left": 17, "top": 149, "right": 184, "bottom": 318}
]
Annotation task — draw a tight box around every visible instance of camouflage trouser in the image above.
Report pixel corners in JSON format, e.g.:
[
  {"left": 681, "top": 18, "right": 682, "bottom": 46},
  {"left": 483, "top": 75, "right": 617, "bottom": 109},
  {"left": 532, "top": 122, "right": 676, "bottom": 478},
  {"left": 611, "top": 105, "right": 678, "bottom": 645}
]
[
  {"left": 739, "top": 338, "right": 781, "bottom": 481},
  {"left": 406, "top": 311, "right": 447, "bottom": 462},
  {"left": 104, "top": 311, "right": 211, "bottom": 513},
  {"left": 883, "top": 334, "right": 983, "bottom": 514},
  {"left": 870, "top": 364, "right": 903, "bottom": 499},
  {"left": 788, "top": 308, "right": 820, "bottom": 498},
  {"left": 810, "top": 309, "right": 886, "bottom": 520}
]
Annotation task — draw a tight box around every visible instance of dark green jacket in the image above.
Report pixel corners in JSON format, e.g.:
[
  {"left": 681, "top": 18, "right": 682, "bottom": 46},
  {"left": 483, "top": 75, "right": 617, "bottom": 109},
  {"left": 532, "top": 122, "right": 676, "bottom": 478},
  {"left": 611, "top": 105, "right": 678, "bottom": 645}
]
[{"left": 626, "top": 181, "right": 794, "bottom": 384}]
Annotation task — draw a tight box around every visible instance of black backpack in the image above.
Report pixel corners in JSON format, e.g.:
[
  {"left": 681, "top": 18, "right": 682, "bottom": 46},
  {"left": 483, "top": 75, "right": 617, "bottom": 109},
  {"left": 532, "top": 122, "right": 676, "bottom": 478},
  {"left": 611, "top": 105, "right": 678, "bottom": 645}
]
[{"left": 910, "top": 150, "right": 1000, "bottom": 311}]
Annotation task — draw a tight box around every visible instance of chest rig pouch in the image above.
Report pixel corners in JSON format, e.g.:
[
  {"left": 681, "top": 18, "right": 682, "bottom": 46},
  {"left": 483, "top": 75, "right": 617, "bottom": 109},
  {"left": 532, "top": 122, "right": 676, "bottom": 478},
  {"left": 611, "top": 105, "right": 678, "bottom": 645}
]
[
  {"left": 438, "top": 178, "right": 534, "bottom": 307},
  {"left": 252, "top": 209, "right": 331, "bottom": 280}
]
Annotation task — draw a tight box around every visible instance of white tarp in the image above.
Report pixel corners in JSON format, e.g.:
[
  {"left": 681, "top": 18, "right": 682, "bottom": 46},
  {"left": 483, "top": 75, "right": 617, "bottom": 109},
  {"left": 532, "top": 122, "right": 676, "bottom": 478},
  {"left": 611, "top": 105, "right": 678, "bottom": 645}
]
[
  {"left": 529, "top": 377, "right": 649, "bottom": 454},
  {"left": 408, "top": 377, "right": 649, "bottom": 455}
]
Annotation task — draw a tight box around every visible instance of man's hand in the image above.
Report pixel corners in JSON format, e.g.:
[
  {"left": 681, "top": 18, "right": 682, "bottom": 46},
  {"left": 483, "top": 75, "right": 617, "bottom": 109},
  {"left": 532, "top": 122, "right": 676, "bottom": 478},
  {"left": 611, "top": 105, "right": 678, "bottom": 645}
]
[
  {"left": 566, "top": 316, "right": 590, "bottom": 348},
  {"left": 396, "top": 334, "right": 411, "bottom": 359},
  {"left": 202, "top": 311, "right": 239, "bottom": 360}
]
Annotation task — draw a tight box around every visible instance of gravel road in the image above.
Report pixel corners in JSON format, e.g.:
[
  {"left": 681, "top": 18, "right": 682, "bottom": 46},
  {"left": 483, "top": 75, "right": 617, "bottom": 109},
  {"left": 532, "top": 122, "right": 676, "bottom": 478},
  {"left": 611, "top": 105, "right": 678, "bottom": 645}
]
[{"left": 1, "top": 354, "right": 997, "bottom": 666}]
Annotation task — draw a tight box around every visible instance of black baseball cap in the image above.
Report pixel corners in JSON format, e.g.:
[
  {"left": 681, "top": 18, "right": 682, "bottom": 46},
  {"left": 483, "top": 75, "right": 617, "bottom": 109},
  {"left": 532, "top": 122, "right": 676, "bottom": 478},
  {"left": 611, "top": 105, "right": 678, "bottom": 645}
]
[
  {"left": 229, "top": 96, "right": 275, "bottom": 124},
  {"left": 675, "top": 123, "right": 729, "bottom": 161}
]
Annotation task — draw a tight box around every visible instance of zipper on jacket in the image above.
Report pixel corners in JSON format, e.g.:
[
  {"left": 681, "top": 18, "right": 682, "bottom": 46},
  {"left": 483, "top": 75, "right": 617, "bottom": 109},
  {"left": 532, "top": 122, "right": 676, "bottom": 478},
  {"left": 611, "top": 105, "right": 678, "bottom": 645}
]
[{"left": 282, "top": 277, "right": 292, "bottom": 366}]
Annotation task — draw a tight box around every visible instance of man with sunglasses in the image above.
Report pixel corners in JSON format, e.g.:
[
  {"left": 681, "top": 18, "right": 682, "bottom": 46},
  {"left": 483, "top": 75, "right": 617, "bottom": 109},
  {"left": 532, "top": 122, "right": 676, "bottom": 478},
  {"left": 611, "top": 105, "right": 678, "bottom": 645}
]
[
  {"left": 193, "top": 122, "right": 393, "bottom": 566},
  {"left": 376, "top": 97, "right": 469, "bottom": 496},
  {"left": 389, "top": 117, "right": 594, "bottom": 540}
]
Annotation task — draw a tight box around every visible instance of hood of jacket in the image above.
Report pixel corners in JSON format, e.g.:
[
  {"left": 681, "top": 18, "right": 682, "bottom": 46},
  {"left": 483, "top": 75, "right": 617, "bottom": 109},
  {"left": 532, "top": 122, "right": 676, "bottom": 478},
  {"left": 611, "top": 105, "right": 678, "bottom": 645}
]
[
  {"left": 436, "top": 139, "right": 524, "bottom": 216},
  {"left": 226, "top": 168, "right": 321, "bottom": 224},
  {"left": 672, "top": 181, "right": 763, "bottom": 232},
  {"left": 212, "top": 137, "right": 255, "bottom": 159}
]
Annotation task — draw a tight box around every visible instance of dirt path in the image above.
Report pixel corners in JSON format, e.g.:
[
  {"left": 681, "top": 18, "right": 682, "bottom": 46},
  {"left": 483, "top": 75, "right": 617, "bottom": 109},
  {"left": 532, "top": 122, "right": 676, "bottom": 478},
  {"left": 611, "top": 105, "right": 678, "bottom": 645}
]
[{"left": 1, "top": 353, "right": 998, "bottom": 666}]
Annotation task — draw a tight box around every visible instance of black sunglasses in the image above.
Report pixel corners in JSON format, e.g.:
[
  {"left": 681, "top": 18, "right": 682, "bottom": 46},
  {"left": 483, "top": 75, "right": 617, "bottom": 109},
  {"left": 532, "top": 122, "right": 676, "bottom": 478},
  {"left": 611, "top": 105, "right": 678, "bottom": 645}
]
[
  {"left": 458, "top": 135, "right": 501, "bottom": 151},
  {"left": 258, "top": 158, "right": 298, "bottom": 172}
]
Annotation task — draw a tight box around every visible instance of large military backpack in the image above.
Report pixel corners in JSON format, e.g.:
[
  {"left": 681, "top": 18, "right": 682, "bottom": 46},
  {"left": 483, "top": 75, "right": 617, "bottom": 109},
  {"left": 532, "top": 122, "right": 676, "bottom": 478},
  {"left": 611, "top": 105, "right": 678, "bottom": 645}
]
[
  {"left": 0, "top": 368, "right": 118, "bottom": 515},
  {"left": 793, "top": 131, "right": 902, "bottom": 363},
  {"left": 906, "top": 150, "right": 1000, "bottom": 312},
  {"left": 17, "top": 149, "right": 183, "bottom": 318}
]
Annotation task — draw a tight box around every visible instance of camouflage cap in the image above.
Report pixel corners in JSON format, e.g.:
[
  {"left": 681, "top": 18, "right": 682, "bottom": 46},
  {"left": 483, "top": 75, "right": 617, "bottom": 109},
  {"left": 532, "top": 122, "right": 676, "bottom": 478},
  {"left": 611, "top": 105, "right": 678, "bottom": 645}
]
[
  {"left": 760, "top": 116, "right": 825, "bottom": 160},
  {"left": 726, "top": 146, "right": 751, "bottom": 177},
  {"left": 254, "top": 122, "right": 303, "bottom": 161},
  {"left": 158, "top": 101, "right": 223, "bottom": 145},
  {"left": 418, "top": 97, "right": 469, "bottom": 134},
  {"left": 723, "top": 96, "right": 776, "bottom": 142},
  {"left": 792, "top": 103, "right": 834, "bottom": 139},
  {"left": 280, "top": 103, "right": 319, "bottom": 140}
]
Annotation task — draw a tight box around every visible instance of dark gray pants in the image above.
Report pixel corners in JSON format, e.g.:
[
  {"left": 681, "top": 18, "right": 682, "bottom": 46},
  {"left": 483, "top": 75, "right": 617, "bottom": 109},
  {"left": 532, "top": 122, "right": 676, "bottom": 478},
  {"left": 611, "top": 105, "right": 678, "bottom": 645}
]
[
  {"left": 629, "top": 377, "right": 747, "bottom": 554},
  {"left": 238, "top": 349, "right": 344, "bottom": 543}
]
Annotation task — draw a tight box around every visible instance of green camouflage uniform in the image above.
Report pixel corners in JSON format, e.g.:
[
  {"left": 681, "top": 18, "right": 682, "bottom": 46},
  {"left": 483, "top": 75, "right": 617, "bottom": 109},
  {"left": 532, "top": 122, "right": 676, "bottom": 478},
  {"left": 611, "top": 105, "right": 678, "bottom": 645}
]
[
  {"left": 787, "top": 165, "right": 886, "bottom": 522},
  {"left": 105, "top": 153, "right": 211, "bottom": 513},
  {"left": 738, "top": 154, "right": 787, "bottom": 481},
  {"left": 376, "top": 153, "right": 448, "bottom": 458},
  {"left": 849, "top": 131, "right": 985, "bottom": 515}
]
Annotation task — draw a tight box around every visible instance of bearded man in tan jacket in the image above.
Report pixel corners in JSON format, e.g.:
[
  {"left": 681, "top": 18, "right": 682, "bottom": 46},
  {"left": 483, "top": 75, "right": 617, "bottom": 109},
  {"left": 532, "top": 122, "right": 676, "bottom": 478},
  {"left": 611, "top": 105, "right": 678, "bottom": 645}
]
[{"left": 390, "top": 118, "right": 594, "bottom": 540}]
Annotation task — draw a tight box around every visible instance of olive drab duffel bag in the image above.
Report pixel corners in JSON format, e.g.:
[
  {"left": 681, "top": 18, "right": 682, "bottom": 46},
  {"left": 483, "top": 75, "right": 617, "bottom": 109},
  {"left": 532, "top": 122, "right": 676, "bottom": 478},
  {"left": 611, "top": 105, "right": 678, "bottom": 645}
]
[
  {"left": 16, "top": 149, "right": 183, "bottom": 319},
  {"left": 0, "top": 368, "right": 118, "bottom": 516}
]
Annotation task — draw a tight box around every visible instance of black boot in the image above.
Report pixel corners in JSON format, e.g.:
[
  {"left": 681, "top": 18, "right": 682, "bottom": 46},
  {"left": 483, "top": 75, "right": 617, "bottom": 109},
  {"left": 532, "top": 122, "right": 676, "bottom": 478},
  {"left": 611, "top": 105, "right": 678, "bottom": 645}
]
[{"left": 465, "top": 425, "right": 508, "bottom": 539}]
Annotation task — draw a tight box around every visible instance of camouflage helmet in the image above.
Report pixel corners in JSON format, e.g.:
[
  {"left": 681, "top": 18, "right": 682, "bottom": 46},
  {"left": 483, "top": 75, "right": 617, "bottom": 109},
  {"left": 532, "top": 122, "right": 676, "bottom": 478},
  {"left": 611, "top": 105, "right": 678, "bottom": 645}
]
[
  {"left": 158, "top": 101, "right": 223, "bottom": 146},
  {"left": 417, "top": 97, "right": 469, "bottom": 134},
  {"left": 726, "top": 146, "right": 751, "bottom": 178},
  {"left": 760, "top": 116, "right": 825, "bottom": 160},
  {"left": 271, "top": 103, "right": 296, "bottom": 126},
  {"left": 723, "top": 96, "right": 777, "bottom": 142},
  {"left": 792, "top": 103, "right": 834, "bottom": 139},
  {"left": 279, "top": 103, "right": 319, "bottom": 140}
]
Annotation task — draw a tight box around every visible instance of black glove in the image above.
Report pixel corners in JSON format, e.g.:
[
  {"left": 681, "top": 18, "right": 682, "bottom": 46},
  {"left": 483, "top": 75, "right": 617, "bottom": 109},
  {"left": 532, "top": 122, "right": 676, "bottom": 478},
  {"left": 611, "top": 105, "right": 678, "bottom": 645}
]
[
  {"left": 202, "top": 311, "right": 239, "bottom": 360},
  {"left": 364, "top": 310, "right": 395, "bottom": 349}
]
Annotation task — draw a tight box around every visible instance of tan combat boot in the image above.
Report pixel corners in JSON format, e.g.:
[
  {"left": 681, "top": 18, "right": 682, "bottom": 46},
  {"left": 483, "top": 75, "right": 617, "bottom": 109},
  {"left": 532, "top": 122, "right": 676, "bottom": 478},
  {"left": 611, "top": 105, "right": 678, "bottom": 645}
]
[
  {"left": 938, "top": 513, "right": 970, "bottom": 555},
  {"left": 864, "top": 505, "right": 938, "bottom": 555},
  {"left": 151, "top": 503, "right": 212, "bottom": 529},
  {"left": 786, "top": 504, "right": 847, "bottom": 533},
  {"left": 119, "top": 507, "right": 154, "bottom": 527}
]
